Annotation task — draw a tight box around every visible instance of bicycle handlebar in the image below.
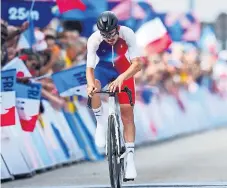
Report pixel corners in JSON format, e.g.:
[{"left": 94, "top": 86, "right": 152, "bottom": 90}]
[{"left": 87, "top": 86, "right": 134, "bottom": 109}]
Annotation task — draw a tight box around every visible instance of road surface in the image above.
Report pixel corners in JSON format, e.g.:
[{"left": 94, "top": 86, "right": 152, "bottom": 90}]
[{"left": 2, "top": 127, "right": 227, "bottom": 188}]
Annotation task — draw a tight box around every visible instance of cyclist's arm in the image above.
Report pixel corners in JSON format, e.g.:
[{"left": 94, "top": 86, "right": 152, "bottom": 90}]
[
  {"left": 121, "top": 27, "right": 142, "bottom": 80},
  {"left": 86, "top": 67, "right": 95, "bottom": 87},
  {"left": 121, "top": 57, "right": 142, "bottom": 80},
  {"left": 86, "top": 34, "right": 98, "bottom": 87}
]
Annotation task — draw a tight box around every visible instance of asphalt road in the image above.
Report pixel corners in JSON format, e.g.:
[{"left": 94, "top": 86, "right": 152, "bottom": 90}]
[{"left": 2, "top": 127, "right": 227, "bottom": 188}]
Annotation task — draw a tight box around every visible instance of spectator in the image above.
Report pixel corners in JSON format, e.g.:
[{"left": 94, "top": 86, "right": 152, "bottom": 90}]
[
  {"left": 1, "top": 20, "right": 28, "bottom": 66},
  {"left": 2, "top": 16, "right": 226, "bottom": 114},
  {"left": 19, "top": 49, "right": 41, "bottom": 76}
]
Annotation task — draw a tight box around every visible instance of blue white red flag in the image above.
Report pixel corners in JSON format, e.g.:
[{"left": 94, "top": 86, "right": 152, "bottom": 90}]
[
  {"left": 136, "top": 17, "right": 172, "bottom": 54},
  {"left": 1, "top": 69, "right": 17, "bottom": 126},
  {"left": 15, "top": 83, "right": 42, "bottom": 132},
  {"left": 52, "top": 65, "right": 87, "bottom": 97},
  {"left": 2, "top": 57, "right": 32, "bottom": 78}
]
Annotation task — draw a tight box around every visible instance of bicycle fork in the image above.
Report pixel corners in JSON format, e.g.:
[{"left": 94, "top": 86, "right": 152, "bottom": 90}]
[
  {"left": 105, "top": 114, "right": 122, "bottom": 157},
  {"left": 107, "top": 96, "right": 123, "bottom": 161}
]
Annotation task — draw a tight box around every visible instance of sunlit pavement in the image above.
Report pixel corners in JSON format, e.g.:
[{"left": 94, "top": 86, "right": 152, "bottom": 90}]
[{"left": 2, "top": 128, "right": 227, "bottom": 188}]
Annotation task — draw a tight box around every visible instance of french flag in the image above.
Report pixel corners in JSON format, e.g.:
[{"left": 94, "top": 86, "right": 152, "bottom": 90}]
[
  {"left": 1, "top": 69, "right": 17, "bottom": 127},
  {"left": 166, "top": 12, "right": 201, "bottom": 42},
  {"left": 136, "top": 17, "right": 172, "bottom": 54},
  {"left": 164, "top": 12, "right": 201, "bottom": 42},
  {"left": 52, "top": 64, "right": 87, "bottom": 98},
  {"left": 2, "top": 57, "right": 32, "bottom": 78},
  {"left": 15, "top": 83, "right": 42, "bottom": 132}
]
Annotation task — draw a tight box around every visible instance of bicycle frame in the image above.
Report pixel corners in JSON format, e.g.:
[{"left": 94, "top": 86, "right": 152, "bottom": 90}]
[
  {"left": 87, "top": 86, "right": 133, "bottom": 157},
  {"left": 108, "top": 93, "right": 118, "bottom": 116},
  {"left": 87, "top": 87, "right": 134, "bottom": 186}
]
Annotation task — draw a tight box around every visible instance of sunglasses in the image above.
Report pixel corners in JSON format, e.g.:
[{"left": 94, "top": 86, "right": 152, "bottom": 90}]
[{"left": 100, "top": 29, "right": 118, "bottom": 39}]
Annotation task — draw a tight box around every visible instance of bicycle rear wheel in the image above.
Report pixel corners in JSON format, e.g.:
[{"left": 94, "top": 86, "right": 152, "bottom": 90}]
[{"left": 107, "top": 115, "right": 122, "bottom": 188}]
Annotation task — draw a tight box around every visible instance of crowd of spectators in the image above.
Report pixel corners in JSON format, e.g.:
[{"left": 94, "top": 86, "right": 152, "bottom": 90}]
[
  {"left": 135, "top": 41, "right": 227, "bottom": 110},
  {"left": 1, "top": 19, "right": 88, "bottom": 111},
  {"left": 1, "top": 18, "right": 227, "bottom": 113}
]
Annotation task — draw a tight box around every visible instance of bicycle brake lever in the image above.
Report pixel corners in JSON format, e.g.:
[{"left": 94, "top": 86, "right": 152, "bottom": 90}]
[
  {"left": 87, "top": 96, "right": 92, "bottom": 109},
  {"left": 123, "top": 87, "right": 134, "bottom": 106}
]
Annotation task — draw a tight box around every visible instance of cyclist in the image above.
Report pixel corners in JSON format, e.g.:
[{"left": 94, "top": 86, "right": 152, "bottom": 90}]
[{"left": 86, "top": 11, "right": 142, "bottom": 180}]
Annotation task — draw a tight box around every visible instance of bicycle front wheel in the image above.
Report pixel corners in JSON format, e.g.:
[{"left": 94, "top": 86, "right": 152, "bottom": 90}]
[{"left": 107, "top": 115, "right": 121, "bottom": 188}]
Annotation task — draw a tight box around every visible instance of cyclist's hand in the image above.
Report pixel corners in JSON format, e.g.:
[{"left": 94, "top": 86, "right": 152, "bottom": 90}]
[
  {"left": 108, "top": 74, "right": 125, "bottom": 93},
  {"left": 87, "top": 85, "right": 97, "bottom": 97}
]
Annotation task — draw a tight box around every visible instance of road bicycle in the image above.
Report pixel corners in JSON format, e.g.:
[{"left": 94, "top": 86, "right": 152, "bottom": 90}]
[{"left": 87, "top": 86, "right": 134, "bottom": 188}]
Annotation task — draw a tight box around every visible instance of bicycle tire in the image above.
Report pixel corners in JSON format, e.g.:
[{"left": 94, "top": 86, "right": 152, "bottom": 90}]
[
  {"left": 107, "top": 115, "right": 122, "bottom": 188},
  {"left": 116, "top": 114, "right": 125, "bottom": 185}
]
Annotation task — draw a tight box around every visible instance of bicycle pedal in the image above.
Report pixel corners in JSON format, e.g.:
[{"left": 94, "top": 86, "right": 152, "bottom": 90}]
[{"left": 123, "top": 178, "right": 134, "bottom": 182}]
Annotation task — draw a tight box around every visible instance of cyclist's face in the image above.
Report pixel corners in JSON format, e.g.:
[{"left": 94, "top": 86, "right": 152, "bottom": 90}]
[{"left": 100, "top": 28, "right": 119, "bottom": 45}]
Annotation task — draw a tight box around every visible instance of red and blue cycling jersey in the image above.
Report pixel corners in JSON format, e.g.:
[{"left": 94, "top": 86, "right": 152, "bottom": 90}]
[{"left": 86, "top": 26, "right": 141, "bottom": 104}]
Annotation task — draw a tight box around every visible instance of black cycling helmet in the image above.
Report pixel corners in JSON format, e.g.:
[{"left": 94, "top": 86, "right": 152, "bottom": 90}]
[{"left": 97, "top": 11, "right": 118, "bottom": 33}]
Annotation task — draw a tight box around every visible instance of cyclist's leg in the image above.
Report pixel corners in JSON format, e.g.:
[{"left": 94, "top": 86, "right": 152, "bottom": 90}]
[
  {"left": 91, "top": 79, "right": 102, "bottom": 109},
  {"left": 118, "top": 77, "right": 136, "bottom": 142},
  {"left": 93, "top": 63, "right": 117, "bottom": 109},
  {"left": 117, "top": 77, "right": 137, "bottom": 179},
  {"left": 93, "top": 63, "right": 118, "bottom": 147}
]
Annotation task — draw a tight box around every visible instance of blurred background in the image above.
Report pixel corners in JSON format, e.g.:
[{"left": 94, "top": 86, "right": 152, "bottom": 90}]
[
  {"left": 1, "top": 0, "right": 227, "bottom": 187},
  {"left": 1, "top": 0, "right": 227, "bottom": 101}
]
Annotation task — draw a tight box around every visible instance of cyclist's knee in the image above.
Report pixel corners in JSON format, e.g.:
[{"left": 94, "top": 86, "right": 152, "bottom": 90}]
[
  {"left": 120, "top": 105, "right": 134, "bottom": 125},
  {"left": 95, "top": 79, "right": 101, "bottom": 91}
]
